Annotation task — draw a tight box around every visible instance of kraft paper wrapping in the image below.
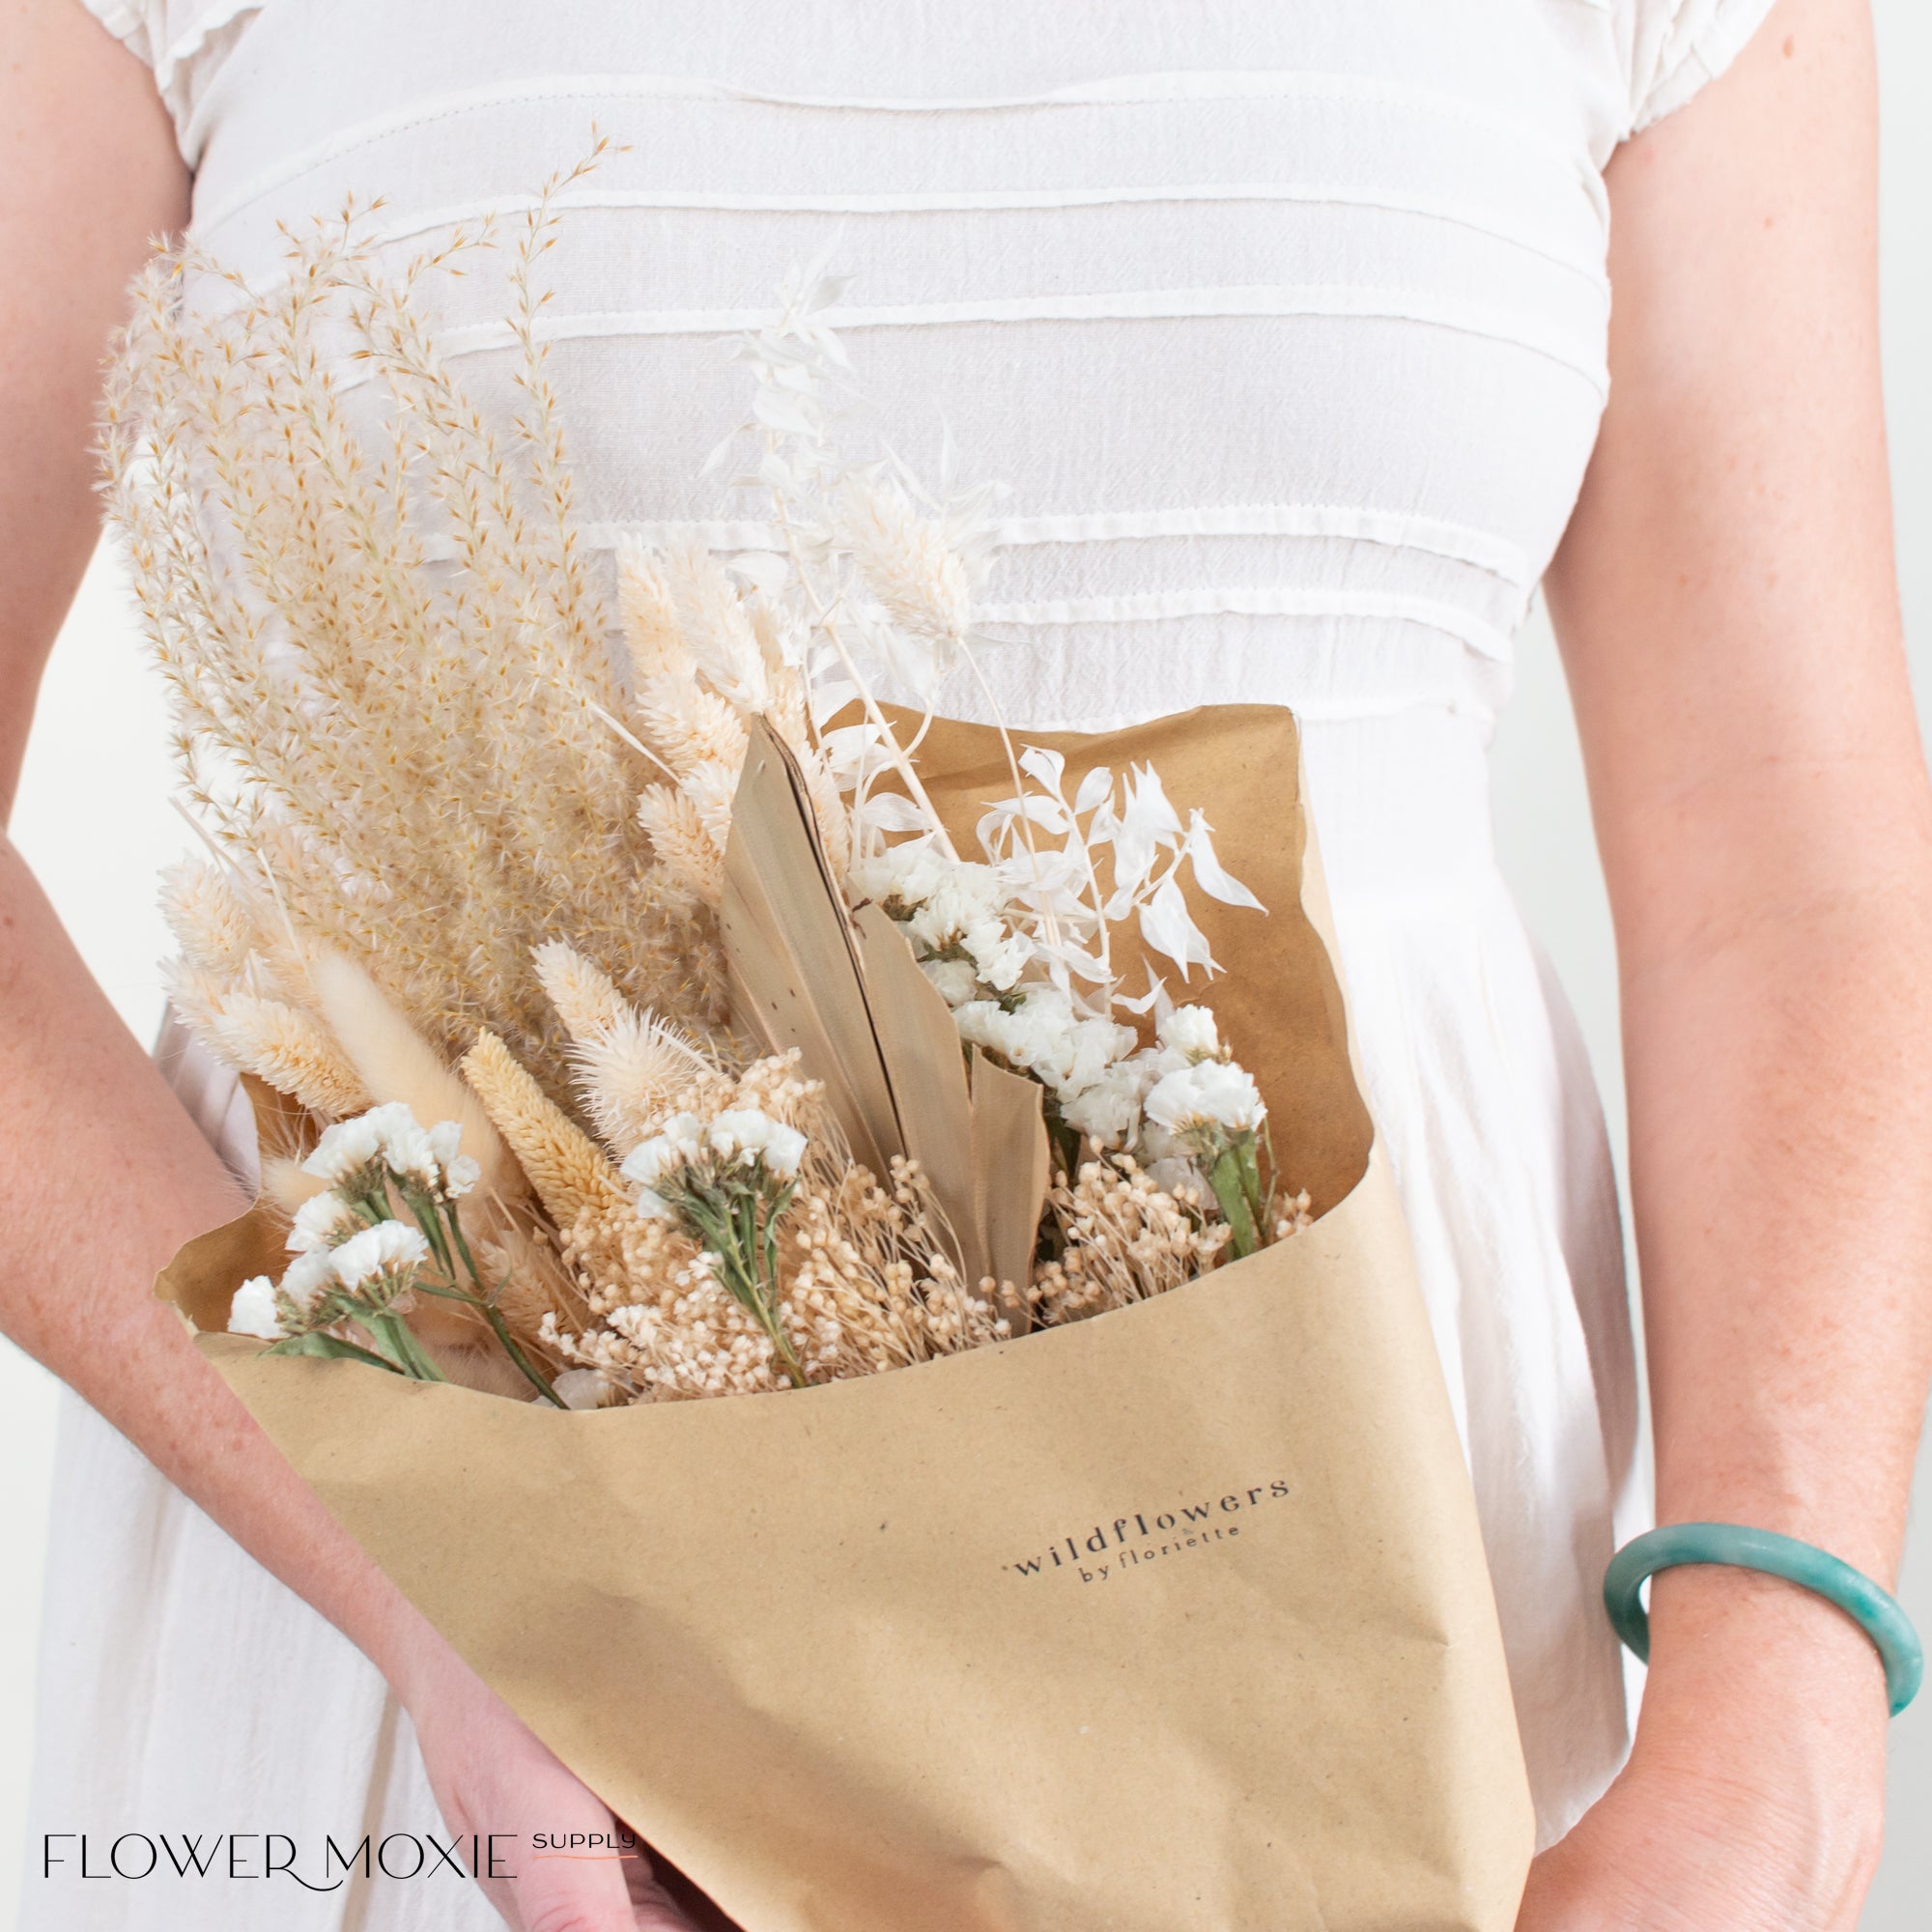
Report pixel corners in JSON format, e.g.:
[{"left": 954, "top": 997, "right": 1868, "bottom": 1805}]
[{"left": 161, "top": 705, "right": 1535, "bottom": 1931}]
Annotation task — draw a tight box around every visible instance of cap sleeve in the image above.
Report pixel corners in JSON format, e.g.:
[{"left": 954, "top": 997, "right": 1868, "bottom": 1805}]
[
  {"left": 68, "top": 0, "right": 262, "bottom": 167},
  {"left": 1625, "top": 0, "right": 1779, "bottom": 135}
]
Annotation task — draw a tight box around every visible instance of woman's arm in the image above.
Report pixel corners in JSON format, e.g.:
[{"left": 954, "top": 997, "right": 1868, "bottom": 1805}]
[
  {"left": 3, "top": 7, "right": 703, "bottom": 1927},
  {"left": 1534, "top": 0, "right": 1932, "bottom": 1924}
]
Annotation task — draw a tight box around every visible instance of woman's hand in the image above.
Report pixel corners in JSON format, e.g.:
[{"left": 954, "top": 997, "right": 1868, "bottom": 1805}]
[
  {"left": 1517, "top": 1573, "right": 1889, "bottom": 1931},
  {"left": 393, "top": 1613, "right": 741, "bottom": 1932}
]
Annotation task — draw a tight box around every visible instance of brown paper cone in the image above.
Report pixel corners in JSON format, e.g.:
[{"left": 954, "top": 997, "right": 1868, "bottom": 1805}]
[{"left": 161, "top": 704, "right": 1534, "bottom": 1931}]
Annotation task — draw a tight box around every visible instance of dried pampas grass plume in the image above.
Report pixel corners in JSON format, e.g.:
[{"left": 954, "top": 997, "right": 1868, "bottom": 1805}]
[{"left": 106, "top": 181, "right": 725, "bottom": 1104}]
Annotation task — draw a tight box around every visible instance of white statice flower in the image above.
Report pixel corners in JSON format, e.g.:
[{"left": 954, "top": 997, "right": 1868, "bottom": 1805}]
[
  {"left": 381, "top": 1123, "right": 438, "bottom": 1188},
  {"left": 1059, "top": 1059, "right": 1153, "bottom": 1151},
  {"left": 280, "top": 1245, "right": 340, "bottom": 1315},
  {"left": 706, "top": 1109, "right": 809, "bottom": 1179},
  {"left": 425, "top": 1120, "right": 481, "bottom": 1197},
  {"left": 920, "top": 955, "right": 980, "bottom": 1008},
  {"left": 958, "top": 918, "right": 1030, "bottom": 993},
  {"left": 856, "top": 845, "right": 1034, "bottom": 1003},
  {"left": 554, "top": 1369, "right": 611, "bottom": 1412},
  {"left": 287, "top": 1190, "right": 356, "bottom": 1253},
  {"left": 632, "top": 1185, "right": 676, "bottom": 1223},
  {"left": 902, "top": 864, "right": 1000, "bottom": 951},
  {"left": 1157, "top": 1005, "right": 1221, "bottom": 1063},
  {"left": 622, "top": 1113, "right": 707, "bottom": 1190},
  {"left": 228, "top": 1275, "right": 283, "bottom": 1341},
  {"left": 1144, "top": 1061, "right": 1265, "bottom": 1136},
  {"left": 848, "top": 840, "right": 949, "bottom": 916},
  {"left": 305, "top": 1102, "right": 476, "bottom": 1200},
  {"left": 303, "top": 1107, "right": 395, "bottom": 1186},
  {"left": 329, "top": 1219, "right": 430, "bottom": 1293},
  {"left": 1062, "top": 1015, "right": 1138, "bottom": 1096},
  {"left": 954, "top": 990, "right": 1137, "bottom": 1099}
]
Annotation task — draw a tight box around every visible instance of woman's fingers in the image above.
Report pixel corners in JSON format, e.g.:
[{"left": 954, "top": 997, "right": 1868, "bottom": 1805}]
[
  {"left": 637, "top": 1849, "right": 746, "bottom": 1931},
  {"left": 626, "top": 1856, "right": 709, "bottom": 1929},
  {"left": 493, "top": 1833, "right": 690, "bottom": 1932},
  {"left": 395, "top": 1618, "right": 705, "bottom": 1930}
]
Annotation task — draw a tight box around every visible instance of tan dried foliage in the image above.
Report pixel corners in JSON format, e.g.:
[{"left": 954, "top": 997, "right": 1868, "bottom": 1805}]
[{"left": 105, "top": 155, "right": 725, "bottom": 1115}]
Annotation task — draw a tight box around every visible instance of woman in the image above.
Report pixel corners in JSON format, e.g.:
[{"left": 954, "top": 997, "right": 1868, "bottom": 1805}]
[{"left": 4, "top": 0, "right": 1926, "bottom": 1926}]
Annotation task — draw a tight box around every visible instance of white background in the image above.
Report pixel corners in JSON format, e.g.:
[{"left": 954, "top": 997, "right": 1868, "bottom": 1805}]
[{"left": 3, "top": 4, "right": 1929, "bottom": 1920}]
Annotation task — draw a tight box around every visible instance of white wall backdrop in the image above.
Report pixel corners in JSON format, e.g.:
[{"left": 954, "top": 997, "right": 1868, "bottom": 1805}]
[{"left": 2, "top": 4, "right": 1928, "bottom": 1922}]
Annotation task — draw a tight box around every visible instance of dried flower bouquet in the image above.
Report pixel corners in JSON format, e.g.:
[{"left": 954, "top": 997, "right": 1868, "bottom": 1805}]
[
  {"left": 110, "top": 174, "right": 1307, "bottom": 1409},
  {"left": 124, "top": 162, "right": 1536, "bottom": 1932}
]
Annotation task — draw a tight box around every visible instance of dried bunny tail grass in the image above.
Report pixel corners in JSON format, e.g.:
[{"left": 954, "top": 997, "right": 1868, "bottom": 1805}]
[
  {"left": 461, "top": 1029, "right": 632, "bottom": 1230},
  {"left": 206, "top": 994, "right": 369, "bottom": 1118},
  {"left": 637, "top": 784, "right": 724, "bottom": 906},
  {"left": 531, "top": 940, "right": 628, "bottom": 1042},
  {"left": 614, "top": 537, "right": 693, "bottom": 681},
  {"left": 309, "top": 952, "right": 521, "bottom": 1195},
  {"left": 261, "top": 1155, "right": 327, "bottom": 1214},
  {"left": 664, "top": 543, "right": 770, "bottom": 711},
  {"left": 838, "top": 478, "right": 972, "bottom": 648}
]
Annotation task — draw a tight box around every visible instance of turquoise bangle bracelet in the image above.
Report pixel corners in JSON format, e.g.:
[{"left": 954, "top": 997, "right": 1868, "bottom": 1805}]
[{"left": 1604, "top": 1523, "right": 1923, "bottom": 1718}]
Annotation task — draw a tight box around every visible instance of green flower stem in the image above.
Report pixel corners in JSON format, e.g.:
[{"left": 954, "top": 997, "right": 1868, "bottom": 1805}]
[
  {"left": 442, "top": 1206, "right": 488, "bottom": 1296},
  {"left": 347, "top": 1312, "right": 412, "bottom": 1375},
  {"left": 404, "top": 1189, "right": 563, "bottom": 1406},
  {"left": 417, "top": 1283, "right": 563, "bottom": 1407},
  {"left": 489, "top": 1315, "right": 562, "bottom": 1406},
  {"left": 365, "top": 1311, "right": 448, "bottom": 1382},
  {"left": 266, "top": 1331, "right": 399, "bottom": 1373},
  {"left": 676, "top": 1179, "right": 808, "bottom": 1388},
  {"left": 1208, "top": 1139, "right": 1264, "bottom": 1260}
]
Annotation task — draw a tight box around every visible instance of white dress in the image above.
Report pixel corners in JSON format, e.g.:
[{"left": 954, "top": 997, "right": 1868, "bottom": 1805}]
[{"left": 28, "top": 0, "right": 1776, "bottom": 1922}]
